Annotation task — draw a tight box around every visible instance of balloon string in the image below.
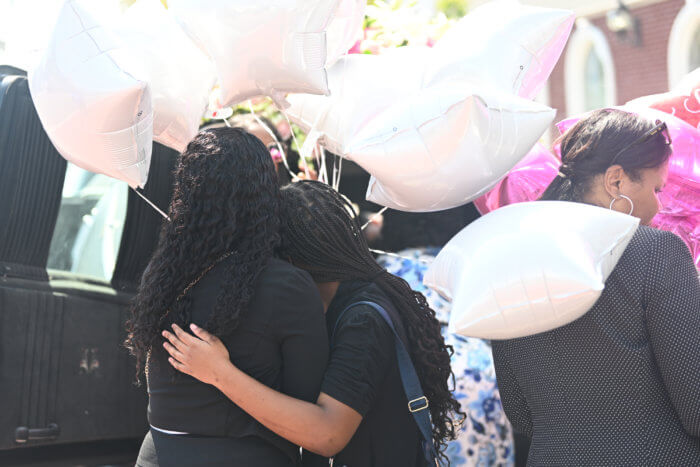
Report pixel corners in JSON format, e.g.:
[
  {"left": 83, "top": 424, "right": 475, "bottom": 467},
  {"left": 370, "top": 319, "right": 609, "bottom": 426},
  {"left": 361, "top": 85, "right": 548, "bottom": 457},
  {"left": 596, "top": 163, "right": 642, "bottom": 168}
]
[
  {"left": 279, "top": 110, "right": 311, "bottom": 179},
  {"left": 132, "top": 187, "right": 171, "bottom": 221},
  {"left": 334, "top": 153, "right": 343, "bottom": 190},
  {"left": 247, "top": 100, "right": 300, "bottom": 182},
  {"left": 361, "top": 206, "right": 388, "bottom": 230},
  {"left": 318, "top": 145, "right": 328, "bottom": 185}
]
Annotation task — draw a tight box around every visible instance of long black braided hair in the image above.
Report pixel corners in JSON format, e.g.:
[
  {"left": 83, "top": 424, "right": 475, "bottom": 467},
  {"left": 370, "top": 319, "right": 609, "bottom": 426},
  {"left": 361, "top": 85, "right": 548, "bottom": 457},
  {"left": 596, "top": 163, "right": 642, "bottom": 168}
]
[
  {"left": 125, "top": 127, "right": 281, "bottom": 378},
  {"left": 278, "top": 181, "right": 462, "bottom": 462}
]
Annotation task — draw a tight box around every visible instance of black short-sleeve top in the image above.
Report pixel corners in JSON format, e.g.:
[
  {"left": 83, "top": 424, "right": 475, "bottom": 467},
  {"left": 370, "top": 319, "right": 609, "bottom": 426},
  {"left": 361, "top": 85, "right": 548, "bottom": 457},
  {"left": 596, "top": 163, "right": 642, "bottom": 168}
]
[
  {"left": 304, "top": 280, "right": 423, "bottom": 467},
  {"left": 147, "top": 257, "right": 328, "bottom": 464}
]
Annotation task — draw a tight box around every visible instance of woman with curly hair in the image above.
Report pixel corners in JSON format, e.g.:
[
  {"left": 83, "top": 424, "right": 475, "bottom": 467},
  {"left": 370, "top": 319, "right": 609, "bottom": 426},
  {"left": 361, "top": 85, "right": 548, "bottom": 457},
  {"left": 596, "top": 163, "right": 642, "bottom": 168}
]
[
  {"left": 127, "top": 128, "right": 329, "bottom": 467},
  {"left": 162, "top": 180, "right": 463, "bottom": 466}
]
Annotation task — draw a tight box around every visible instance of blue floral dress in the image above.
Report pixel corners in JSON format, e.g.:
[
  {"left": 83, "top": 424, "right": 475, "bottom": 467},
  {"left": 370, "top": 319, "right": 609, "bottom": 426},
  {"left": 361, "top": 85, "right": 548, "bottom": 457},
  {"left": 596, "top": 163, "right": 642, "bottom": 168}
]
[{"left": 377, "top": 248, "right": 514, "bottom": 467}]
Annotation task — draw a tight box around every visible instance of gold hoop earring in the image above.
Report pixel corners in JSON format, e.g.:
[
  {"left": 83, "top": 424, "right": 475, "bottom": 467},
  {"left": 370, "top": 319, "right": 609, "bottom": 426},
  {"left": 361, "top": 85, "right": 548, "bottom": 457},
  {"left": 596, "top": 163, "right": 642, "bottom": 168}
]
[{"left": 609, "top": 194, "right": 634, "bottom": 216}]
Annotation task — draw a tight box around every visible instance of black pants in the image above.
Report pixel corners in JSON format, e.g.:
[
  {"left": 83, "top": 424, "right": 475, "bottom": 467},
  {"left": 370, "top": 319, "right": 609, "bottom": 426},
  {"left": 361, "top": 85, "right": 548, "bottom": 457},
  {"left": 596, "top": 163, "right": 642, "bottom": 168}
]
[{"left": 137, "top": 429, "right": 297, "bottom": 467}]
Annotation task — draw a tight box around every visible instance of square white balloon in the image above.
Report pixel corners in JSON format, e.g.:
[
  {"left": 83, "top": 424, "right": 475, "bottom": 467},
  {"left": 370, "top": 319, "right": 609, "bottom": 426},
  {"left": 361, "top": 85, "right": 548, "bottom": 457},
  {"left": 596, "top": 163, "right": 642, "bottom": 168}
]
[{"left": 424, "top": 202, "right": 640, "bottom": 340}]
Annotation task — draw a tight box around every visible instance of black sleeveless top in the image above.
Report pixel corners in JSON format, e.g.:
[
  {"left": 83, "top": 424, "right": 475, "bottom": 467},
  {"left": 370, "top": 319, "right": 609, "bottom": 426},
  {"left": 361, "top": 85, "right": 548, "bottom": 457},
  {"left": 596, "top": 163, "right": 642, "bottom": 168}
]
[{"left": 147, "top": 257, "right": 328, "bottom": 464}]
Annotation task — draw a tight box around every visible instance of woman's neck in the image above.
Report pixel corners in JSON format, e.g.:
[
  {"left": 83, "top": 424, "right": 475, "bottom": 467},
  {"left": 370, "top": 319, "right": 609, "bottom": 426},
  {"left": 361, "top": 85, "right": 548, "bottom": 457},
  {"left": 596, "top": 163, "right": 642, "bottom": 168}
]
[{"left": 315, "top": 281, "right": 340, "bottom": 313}]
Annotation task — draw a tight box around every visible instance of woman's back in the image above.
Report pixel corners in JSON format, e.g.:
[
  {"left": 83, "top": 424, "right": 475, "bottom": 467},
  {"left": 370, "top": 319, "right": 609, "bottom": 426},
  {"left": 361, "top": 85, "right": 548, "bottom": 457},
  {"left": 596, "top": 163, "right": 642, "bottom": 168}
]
[
  {"left": 303, "top": 279, "right": 423, "bottom": 467},
  {"left": 147, "top": 257, "right": 328, "bottom": 463},
  {"left": 492, "top": 226, "right": 700, "bottom": 466}
]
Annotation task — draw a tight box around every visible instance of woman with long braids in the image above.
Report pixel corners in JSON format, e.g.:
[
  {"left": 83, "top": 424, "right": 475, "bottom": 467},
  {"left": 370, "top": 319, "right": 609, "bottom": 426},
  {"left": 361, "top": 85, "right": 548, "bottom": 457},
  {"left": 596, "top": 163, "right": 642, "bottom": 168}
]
[
  {"left": 161, "top": 180, "right": 462, "bottom": 466},
  {"left": 492, "top": 109, "right": 700, "bottom": 465},
  {"left": 127, "top": 128, "right": 329, "bottom": 467}
]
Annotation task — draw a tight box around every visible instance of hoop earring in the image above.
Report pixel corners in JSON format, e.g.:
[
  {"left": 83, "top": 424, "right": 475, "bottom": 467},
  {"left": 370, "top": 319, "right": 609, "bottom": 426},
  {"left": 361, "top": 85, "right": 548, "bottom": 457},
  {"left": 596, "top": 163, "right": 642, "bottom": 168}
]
[{"left": 609, "top": 194, "right": 634, "bottom": 216}]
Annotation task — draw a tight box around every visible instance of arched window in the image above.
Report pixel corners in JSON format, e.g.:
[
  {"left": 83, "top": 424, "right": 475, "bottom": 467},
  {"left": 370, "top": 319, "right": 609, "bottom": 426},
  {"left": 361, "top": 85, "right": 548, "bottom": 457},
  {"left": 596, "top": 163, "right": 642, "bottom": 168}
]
[
  {"left": 690, "top": 26, "right": 700, "bottom": 70},
  {"left": 565, "top": 19, "right": 616, "bottom": 115},
  {"left": 668, "top": 0, "right": 700, "bottom": 87}
]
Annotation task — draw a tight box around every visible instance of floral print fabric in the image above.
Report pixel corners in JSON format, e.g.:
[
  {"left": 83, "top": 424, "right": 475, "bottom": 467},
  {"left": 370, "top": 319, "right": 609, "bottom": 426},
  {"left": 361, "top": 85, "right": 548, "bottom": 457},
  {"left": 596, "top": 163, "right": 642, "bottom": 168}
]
[{"left": 377, "top": 248, "right": 514, "bottom": 466}]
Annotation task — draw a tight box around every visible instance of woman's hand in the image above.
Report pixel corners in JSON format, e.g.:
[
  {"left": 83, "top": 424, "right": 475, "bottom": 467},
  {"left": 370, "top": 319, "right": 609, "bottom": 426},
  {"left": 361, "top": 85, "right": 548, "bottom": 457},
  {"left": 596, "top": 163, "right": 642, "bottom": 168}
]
[{"left": 162, "top": 323, "right": 231, "bottom": 386}]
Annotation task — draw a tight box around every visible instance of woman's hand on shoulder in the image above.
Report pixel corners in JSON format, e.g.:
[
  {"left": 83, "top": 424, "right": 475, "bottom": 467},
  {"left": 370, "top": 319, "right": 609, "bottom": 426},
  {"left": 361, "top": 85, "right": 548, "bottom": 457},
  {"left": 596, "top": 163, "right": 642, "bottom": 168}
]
[{"left": 162, "top": 323, "right": 232, "bottom": 386}]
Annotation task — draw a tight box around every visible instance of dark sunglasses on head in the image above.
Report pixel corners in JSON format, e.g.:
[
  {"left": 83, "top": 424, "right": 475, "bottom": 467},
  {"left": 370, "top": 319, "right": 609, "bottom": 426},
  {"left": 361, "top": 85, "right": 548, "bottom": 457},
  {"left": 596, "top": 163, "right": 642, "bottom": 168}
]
[{"left": 610, "top": 119, "right": 672, "bottom": 166}]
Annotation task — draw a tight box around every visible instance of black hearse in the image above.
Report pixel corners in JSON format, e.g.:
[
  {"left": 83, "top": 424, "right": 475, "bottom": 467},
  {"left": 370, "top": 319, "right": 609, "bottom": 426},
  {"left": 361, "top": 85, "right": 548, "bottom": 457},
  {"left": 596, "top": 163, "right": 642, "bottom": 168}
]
[{"left": 0, "top": 66, "right": 178, "bottom": 465}]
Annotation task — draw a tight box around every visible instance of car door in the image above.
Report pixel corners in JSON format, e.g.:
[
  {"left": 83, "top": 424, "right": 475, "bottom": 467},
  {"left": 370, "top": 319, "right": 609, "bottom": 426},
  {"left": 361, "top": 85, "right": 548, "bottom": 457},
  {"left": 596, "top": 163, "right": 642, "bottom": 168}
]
[{"left": 0, "top": 66, "right": 177, "bottom": 452}]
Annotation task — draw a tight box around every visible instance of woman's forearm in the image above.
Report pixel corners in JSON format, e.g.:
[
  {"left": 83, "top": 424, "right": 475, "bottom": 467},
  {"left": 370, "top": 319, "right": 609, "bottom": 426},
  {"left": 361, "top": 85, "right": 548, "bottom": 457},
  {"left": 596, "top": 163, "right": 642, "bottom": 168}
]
[
  {"left": 212, "top": 361, "right": 348, "bottom": 456},
  {"left": 162, "top": 323, "right": 359, "bottom": 455}
]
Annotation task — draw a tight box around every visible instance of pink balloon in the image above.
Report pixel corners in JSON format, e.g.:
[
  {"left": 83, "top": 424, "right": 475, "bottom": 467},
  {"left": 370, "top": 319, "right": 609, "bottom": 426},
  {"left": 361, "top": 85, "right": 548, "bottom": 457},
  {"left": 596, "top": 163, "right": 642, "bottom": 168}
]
[
  {"left": 474, "top": 143, "right": 559, "bottom": 215},
  {"left": 555, "top": 107, "right": 700, "bottom": 267},
  {"left": 627, "top": 68, "right": 700, "bottom": 130}
]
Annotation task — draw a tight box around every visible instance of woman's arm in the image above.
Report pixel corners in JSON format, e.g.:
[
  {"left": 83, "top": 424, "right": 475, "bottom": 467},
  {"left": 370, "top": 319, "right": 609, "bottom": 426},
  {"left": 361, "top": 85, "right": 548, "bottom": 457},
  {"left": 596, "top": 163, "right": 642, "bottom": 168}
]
[
  {"left": 491, "top": 340, "right": 533, "bottom": 437},
  {"left": 163, "top": 324, "right": 362, "bottom": 457},
  {"left": 643, "top": 231, "right": 700, "bottom": 438}
]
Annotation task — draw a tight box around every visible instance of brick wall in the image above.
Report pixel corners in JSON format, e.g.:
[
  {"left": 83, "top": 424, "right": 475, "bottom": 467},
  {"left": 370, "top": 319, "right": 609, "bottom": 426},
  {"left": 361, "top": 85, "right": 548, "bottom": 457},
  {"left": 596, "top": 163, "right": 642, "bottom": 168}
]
[{"left": 548, "top": 0, "right": 686, "bottom": 134}]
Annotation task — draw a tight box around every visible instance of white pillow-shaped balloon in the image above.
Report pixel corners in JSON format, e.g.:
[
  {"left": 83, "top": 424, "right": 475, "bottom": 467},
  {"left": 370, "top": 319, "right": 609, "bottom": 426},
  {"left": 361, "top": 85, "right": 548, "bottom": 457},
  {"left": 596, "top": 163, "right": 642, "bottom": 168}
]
[
  {"left": 351, "top": 85, "right": 556, "bottom": 211},
  {"left": 168, "top": 0, "right": 340, "bottom": 107},
  {"left": 424, "top": 0, "right": 575, "bottom": 99},
  {"left": 115, "top": 0, "right": 216, "bottom": 153},
  {"left": 29, "top": 0, "right": 153, "bottom": 188},
  {"left": 424, "top": 201, "right": 640, "bottom": 340},
  {"left": 326, "top": 0, "right": 366, "bottom": 66},
  {"left": 286, "top": 49, "right": 428, "bottom": 156}
]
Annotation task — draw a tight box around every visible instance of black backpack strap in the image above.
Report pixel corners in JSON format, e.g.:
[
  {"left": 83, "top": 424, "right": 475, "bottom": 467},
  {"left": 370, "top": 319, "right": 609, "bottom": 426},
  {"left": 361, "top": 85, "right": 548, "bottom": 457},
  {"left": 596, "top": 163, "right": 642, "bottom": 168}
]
[{"left": 332, "top": 301, "right": 439, "bottom": 466}]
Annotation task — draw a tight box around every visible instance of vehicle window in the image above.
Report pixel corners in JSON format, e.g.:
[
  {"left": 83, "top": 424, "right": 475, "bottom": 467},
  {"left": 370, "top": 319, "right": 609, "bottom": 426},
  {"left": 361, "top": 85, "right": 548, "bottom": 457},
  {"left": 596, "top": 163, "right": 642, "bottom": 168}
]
[{"left": 47, "top": 163, "right": 128, "bottom": 282}]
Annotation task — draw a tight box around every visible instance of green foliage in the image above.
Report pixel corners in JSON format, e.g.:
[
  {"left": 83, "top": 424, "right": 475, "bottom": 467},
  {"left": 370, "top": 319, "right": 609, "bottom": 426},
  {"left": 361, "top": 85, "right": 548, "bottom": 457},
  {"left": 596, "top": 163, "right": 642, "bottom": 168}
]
[{"left": 436, "top": 0, "right": 468, "bottom": 18}]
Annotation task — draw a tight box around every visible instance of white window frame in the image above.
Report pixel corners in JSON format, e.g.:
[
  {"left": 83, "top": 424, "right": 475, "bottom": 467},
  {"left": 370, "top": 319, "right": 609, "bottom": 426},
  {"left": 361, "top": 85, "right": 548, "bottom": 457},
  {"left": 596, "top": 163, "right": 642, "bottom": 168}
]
[
  {"left": 564, "top": 18, "right": 617, "bottom": 115},
  {"left": 668, "top": 0, "right": 700, "bottom": 88}
]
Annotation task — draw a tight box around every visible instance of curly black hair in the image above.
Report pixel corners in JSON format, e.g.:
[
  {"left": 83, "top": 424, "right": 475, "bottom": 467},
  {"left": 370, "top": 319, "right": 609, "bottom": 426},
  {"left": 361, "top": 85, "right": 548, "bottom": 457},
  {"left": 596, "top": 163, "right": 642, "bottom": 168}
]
[
  {"left": 125, "top": 127, "right": 281, "bottom": 378},
  {"left": 278, "top": 181, "right": 462, "bottom": 463}
]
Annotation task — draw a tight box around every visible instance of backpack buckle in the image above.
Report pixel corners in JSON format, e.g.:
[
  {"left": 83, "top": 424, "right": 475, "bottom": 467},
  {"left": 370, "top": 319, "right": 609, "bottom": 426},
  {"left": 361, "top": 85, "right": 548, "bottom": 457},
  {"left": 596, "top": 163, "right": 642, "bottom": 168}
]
[{"left": 408, "top": 396, "right": 429, "bottom": 413}]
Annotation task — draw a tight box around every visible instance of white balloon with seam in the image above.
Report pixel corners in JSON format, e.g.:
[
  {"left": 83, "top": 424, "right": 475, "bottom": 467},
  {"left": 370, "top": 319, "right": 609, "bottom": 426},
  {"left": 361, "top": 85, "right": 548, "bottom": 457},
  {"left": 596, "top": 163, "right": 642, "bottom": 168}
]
[
  {"left": 29, "top": 0, "right": 153, "bottom": 188},
  {"left": 424, "top": 201, "right": 640, "bottom": 340}
]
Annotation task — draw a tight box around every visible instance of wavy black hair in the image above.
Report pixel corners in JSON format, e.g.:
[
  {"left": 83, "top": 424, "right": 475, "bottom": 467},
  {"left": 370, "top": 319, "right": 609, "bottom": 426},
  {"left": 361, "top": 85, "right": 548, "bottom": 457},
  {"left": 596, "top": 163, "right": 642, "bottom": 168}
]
[
  {"left": 541, "top": 108, "right": 672, "bottom": 201},
  {"left": 201, "top": 113, "right": 302, "bottom": 185},
  {"left": 125, "top": 127, "right": 281, "bottom": 378},
  {"left": 278, "top": 181, "right": 462, "bottom": 462}
]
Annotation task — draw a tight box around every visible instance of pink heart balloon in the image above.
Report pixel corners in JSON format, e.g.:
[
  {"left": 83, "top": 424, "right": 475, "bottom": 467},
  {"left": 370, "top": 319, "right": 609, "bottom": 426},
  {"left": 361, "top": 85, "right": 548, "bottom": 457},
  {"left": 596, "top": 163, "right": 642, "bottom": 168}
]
[{"left": 627, "top": 68, "right": 700, "bottom": 130}]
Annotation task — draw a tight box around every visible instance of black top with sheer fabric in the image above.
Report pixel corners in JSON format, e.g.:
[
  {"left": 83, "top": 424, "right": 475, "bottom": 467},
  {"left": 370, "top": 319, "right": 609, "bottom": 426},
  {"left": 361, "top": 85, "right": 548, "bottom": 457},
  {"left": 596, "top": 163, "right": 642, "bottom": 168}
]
[
  {"left": 303, "top": 280, "right": 423, "bottom": 467},
  {"left": 147, "top": 257, "right": 328, "bottom": 465}
]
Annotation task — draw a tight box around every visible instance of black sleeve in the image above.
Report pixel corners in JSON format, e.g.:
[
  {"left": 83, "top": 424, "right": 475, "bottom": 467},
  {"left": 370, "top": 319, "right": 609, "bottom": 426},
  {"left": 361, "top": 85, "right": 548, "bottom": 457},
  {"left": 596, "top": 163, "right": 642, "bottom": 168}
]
[
  {"left": 320, "top": 305, "right": 394, "bottom": 416},
  {"left": 491, "top": 341, "right": 533, "bottom": 437},
  {"left": 643, "top": 230, "right": 700, "bottom": 438},
  {"left": 271, "top": 267, "right": 329, "bottom": 404}
]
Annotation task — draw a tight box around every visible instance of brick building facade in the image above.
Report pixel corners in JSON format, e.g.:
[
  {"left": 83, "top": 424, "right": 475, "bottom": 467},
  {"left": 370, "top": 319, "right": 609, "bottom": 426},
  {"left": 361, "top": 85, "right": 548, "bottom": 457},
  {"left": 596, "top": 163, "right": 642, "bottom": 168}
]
[
  {"left": 548, "top": 0, "right": 695, "bottom": 121},
  {"left": 471, "top": 0, "right": 700, "bottom": 137}
]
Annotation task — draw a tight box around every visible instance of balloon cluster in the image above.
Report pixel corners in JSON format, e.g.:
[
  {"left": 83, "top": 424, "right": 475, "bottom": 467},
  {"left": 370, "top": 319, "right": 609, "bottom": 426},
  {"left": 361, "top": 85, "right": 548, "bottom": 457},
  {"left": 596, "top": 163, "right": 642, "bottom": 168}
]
[
  {"left": 29, "top": 0, "right": 363, "bottom": 187},
  {"left": 286, "top": 1, "right": 575, "bottom": 211}
]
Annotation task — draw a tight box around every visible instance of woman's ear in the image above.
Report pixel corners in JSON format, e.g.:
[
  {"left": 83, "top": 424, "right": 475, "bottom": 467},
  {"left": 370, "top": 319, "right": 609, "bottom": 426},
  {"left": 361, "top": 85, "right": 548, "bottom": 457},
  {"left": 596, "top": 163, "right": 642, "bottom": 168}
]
[{"left": 603, "top": 165, "right": 625, "bottom": 197}]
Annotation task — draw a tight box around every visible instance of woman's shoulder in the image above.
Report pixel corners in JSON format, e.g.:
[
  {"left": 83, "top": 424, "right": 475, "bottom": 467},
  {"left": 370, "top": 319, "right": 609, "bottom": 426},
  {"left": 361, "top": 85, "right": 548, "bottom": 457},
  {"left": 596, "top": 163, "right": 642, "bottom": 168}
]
[
  {"left": 625, "top": 226, "right": 691, "bottom": 262},
  {"left": 613, "top": 226, "right": 695, "bottom": 293},
  {"left": 333, "top": 284, "right": 395, "bottom": 338},
  {"left": 254, "top": 257, "right": 324, "bottom": 311}
]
